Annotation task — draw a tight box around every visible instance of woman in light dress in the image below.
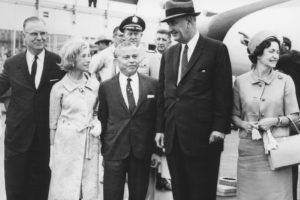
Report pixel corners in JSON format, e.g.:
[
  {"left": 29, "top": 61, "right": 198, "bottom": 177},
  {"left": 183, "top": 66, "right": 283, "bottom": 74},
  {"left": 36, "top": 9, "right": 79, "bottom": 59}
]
[
  {"left": 48, "top": 38, "right": 101, "bottom": 200},
  {"left": 232, "top": 31, "right": 299, "bottom": 200}
]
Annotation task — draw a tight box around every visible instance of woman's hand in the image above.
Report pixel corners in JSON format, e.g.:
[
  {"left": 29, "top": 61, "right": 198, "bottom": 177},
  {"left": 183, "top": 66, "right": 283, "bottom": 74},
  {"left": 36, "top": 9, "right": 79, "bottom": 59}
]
[
  {"left": 50, "top": 129, "right": 56, "bottom": 145},
  {"left": 258, "top": 117, "right": 278, "bottom": 131},
  {"left": 241, "top": 121, "right": 256, "bottom": 133}
]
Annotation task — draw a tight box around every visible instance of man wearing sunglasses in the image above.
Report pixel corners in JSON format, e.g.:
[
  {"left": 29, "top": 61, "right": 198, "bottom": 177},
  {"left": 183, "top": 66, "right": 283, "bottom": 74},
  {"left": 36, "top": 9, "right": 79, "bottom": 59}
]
[{"left": 0, "top": 16, "right": 65, "bottom": 200}]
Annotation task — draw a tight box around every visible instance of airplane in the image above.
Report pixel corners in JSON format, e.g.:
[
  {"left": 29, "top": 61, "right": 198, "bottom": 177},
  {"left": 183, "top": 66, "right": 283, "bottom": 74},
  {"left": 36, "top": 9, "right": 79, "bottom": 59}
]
[
  {"left": 0, "top": 0, "right": 299, "bottom": 76},
  {"left": 196, "top": 0, "right": 300, "bottom": 76}
]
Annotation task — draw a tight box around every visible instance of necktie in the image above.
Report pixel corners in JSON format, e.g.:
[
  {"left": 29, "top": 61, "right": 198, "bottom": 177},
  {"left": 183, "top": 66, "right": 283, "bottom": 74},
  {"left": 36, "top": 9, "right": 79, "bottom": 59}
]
[
  {"left": 126, "top": 78, "right": 136, "bottom": 113},
  {"left": 181, "top": 44, "right": 188, "bottom": 78},
  {"left": 31, "top": 55, "right": 38, "bottom": 85}
]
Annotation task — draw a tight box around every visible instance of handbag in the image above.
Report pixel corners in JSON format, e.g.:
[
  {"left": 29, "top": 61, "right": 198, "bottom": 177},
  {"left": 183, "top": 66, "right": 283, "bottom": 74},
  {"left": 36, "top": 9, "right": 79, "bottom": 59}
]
[{"left": 268, "top": 116, "right": 300, "bottom": 170}]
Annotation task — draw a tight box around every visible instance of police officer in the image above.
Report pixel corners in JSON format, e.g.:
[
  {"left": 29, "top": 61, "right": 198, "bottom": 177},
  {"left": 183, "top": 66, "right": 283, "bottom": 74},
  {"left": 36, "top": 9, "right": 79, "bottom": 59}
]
[{"left": 119, "top": 15, "right": 158, "bottom": 77}]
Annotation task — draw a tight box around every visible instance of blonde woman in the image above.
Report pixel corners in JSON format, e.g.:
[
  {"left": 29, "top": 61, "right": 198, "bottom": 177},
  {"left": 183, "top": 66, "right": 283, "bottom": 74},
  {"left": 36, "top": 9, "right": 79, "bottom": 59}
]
[
  {"left": 48, "top": 38, "right": 101, "bottom": 200},
  {"left": 232, "top": 31, "right": 299, "bottom": 200}
]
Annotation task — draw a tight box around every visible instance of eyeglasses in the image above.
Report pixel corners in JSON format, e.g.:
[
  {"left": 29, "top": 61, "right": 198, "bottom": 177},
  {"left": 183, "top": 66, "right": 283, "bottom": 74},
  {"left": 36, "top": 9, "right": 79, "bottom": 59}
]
[{"left": 25, "top": 31, "right": 48, "bottom": 38}]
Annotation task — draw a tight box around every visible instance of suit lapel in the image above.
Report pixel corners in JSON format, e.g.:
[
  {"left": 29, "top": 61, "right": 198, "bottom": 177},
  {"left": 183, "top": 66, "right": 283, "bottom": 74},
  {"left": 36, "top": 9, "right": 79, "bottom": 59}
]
[
  {"left": 18, "top": 52, "right": 35, "bottom": 89},
  {"left": 113, "top": 74, "right": 129, "bottom": 113},
  {"left": 180, "top": 35, "right": 205, "bottom": 82},
  {"left": 37, "top": 50, "right": 50, "bottom": 91},
  {"left": 132, "top": 74, "right": 147, "bottom": 116},
  {"left": 173, "top": 44, "right": 181, "bottom": 81}
]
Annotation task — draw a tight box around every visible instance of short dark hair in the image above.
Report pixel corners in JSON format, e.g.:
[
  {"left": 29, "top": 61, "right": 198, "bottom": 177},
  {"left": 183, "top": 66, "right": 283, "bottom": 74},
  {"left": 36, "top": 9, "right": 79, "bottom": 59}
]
[
  {"left": 282, "top": 36, "right": 292, "bottom": 50},
  {"left": 248, "top": 37, "right": 280, "bottom": 65},
  {"left": 157, "top": 29, "right": 171, "bottom": 39},
  {"left": 23, "top": 16, "right": 45, "bottom": 30}
]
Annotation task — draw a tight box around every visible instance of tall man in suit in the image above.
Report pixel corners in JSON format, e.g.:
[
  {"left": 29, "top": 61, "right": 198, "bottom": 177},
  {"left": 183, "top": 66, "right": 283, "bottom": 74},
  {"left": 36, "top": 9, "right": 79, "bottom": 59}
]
[
  {"left": 0, "top": 16, "right": 65, "bottom": 200},
  {"left": 276, "top": 36, "right": 300, "bottom": 200},
  {"left": 155, "top": 1, "right": 233, "bottom": 200},
  {"left": 98, "top": 41, "right": 158, "bottom": 200}
]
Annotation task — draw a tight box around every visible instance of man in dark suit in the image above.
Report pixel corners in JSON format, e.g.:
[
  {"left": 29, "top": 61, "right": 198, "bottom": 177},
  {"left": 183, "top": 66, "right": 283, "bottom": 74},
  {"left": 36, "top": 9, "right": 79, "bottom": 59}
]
[
  {"left": 98, "top": 41, "right": 158, "bottom": 200},
  {"left": 0, "top": 16, "right": 65, "bottom": 200},
  {"left": 276, "top": 36, "right": 300, "bottom": 200},
  {"left": 155, "top": 1, "right": 233, "bottom": 200}
]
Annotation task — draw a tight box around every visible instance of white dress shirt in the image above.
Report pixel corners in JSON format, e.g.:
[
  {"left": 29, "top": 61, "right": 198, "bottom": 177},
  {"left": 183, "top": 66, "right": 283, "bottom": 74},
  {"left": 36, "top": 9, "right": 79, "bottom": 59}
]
[
  {"left": 119, "top": 72, "right": 139, "bottom": 108},
  {"left": 26, "top": 49, "right": 45, "bottom": 88},
  {"left": 177, "top": 32, "right": 200, "bottom": 84}
]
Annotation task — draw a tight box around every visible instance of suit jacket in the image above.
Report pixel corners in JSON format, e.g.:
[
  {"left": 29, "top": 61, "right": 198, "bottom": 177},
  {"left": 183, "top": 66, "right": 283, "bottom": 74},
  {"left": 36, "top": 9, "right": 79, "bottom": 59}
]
[
  {"left": 0, "top": 50, "right": 65, "bottom": 153},
  {"left": 156, "top": 35, "right": 233, "bottom": 156},
  {"left": 98, "top": 73, "right": 158, "bottom": 160}
]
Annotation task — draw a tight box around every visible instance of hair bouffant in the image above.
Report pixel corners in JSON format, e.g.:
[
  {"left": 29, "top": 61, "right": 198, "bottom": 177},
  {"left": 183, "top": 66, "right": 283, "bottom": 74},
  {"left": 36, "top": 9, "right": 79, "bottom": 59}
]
[
  {"left": 59, "top": 38, "right": 89, "bottom": 71},
  {"left": 248, "top": 37, "right": 280, "bottom": 66}
]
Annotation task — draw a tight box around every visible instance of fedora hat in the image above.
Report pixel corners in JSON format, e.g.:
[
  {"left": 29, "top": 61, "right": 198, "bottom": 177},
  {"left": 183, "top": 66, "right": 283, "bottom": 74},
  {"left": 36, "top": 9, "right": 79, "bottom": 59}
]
[{"left": 161, "top": 0, "right": 200, "bottom": 23}]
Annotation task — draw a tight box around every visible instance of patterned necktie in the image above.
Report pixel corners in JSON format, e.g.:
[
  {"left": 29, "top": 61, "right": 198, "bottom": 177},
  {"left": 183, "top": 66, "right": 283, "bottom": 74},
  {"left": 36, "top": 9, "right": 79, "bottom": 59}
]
[
  {"left": 31, "top": 55, "right": 38, "bottom": 85},
  {"left": 181, "top": 44, "right": 188, "bottom": 78},
  {"left": 126, "top": 78, "right": 136, "bottom": 113}
]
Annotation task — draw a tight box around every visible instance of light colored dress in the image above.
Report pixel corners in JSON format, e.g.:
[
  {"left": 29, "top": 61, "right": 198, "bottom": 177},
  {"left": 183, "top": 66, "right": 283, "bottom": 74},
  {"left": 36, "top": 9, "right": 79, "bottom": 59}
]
[
  {"left": 48, "top": 73, "right": 100, "bottom": 200},
  {"left": 233, "top": 70, "right": 299, "bottom": 200}
]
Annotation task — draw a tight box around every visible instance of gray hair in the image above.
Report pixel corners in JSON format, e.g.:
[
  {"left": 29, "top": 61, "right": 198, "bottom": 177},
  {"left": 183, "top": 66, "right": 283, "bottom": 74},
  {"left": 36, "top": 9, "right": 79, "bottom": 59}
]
[
  {"left": 23, "top": 16, "right": 46, "bottom": 30},
  {"left": 114, "top": 41, "right": 140, "bottom": 58}
]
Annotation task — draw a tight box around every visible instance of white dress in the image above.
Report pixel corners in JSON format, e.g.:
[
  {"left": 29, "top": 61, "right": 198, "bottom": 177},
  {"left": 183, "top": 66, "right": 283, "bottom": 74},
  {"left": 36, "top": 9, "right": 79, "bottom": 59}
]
[{"left": 48, "top": 73, "right": 100, "bottom": 200}]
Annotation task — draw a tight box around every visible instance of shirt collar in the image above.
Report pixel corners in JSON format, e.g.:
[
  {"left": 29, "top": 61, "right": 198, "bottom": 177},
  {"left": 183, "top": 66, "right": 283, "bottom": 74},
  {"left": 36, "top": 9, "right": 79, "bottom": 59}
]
[
  {"left": 250, "top": 69, "right": 276, "bottom": 85},
  {"left": 119, "top": 72, "right": 139, "bottom": 83},
  {"left": 26, "top": 49, "right": 45, "bottom": 62},
  {"left": 62, "top": 72, "right": 94, "bottom": 92},
  {"left": 183, "top": 32, "right": 199, "bottom": 53}
]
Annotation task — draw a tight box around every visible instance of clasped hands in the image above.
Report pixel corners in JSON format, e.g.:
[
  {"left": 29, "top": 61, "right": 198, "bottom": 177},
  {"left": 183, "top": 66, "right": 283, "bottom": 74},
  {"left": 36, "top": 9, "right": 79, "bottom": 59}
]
[{"left": 242, "top": 117, "right": 278, "bottom": 139}]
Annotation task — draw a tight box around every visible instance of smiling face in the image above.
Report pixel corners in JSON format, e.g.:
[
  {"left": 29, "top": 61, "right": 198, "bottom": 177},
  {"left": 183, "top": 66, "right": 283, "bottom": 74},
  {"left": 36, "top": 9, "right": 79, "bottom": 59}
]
[
  {"left": 23, "top": 20, "right": 48, "bottom": 55},
  {"left": 257, "top": 41, "right": 280, "bottom": 68},
  {"left": 116, "top": 45, "right": 140, "bottom": 77},
  {"left": 75, "top": 47, "right": 91, "bottom": 72},
  {"left": 167, "top": 16, "right": 192, "bottom": 44}
]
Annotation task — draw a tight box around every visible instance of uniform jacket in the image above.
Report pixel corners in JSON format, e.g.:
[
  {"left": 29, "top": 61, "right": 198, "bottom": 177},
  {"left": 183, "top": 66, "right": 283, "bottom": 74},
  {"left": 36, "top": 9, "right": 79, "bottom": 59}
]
[
  {"left": 156, "top": 35, "right": 233, "bottom": 156},
  {"left": 98, "top": 73, "right": 157, "bottom": 160},
  {"left": 0, "top": 50, "right": 65, "bottom": 152}
]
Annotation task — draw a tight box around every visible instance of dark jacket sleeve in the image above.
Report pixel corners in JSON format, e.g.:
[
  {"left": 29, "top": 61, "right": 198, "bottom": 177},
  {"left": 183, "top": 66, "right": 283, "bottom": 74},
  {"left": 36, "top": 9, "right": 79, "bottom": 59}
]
[
  {"left": 0, "top": 60, "right": 11, "bottom": 97},
  {"left": 98, "top": 83, "right": 108, "bottom": 147},
  {"left": 156, "top": 53, "right": 166, "bottom": 133},
  {"left": 212, "top": 43, "right": 233, "bottom": 134}
]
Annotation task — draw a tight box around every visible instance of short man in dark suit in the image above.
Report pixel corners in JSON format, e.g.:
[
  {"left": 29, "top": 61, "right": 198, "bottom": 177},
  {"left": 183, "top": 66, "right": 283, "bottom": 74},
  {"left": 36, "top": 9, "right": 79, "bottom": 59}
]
[
  {"left": 155, "top": 1, "right": 233, "bottom": 199},
  {"left": 0, "top": 16, "right": 65, "bottom": 200},
  {"left": 98, "top": 41, "right": 158, "bottom": 200}
]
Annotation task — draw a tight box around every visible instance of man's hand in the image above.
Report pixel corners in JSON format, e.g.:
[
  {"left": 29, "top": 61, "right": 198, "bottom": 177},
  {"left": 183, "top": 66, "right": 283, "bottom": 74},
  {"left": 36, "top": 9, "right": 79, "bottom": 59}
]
[
  {"left": 150, "top": 153, "right": 161, "bottom": 168},
  {"left": 209, "top": 131, "right": 225, "bottom": 144},
  {"left": 155, "top": 132, "right": 164, "bottom": 148}
]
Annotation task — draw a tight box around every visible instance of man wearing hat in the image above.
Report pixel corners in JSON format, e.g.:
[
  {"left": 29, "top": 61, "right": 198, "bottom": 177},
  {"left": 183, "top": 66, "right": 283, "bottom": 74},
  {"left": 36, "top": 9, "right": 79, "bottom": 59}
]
[
  {"left": 89, "top": 26, "right": 124, "bottom": 82},
  {"left": 119, "top": 15, "right": 159, "bottom": 77},
  {"left": 94, "top": 35, "right": 112, "bottom": 52},
  {"left": 155, "top": 0, "right": 233, "bottom": 199}
]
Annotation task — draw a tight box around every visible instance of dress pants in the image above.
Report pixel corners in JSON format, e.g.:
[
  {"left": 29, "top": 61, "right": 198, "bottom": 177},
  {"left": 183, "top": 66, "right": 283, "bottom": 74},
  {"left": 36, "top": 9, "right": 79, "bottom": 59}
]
[
  {"left": 4, "top": 129, "right": 51, "bottom": 200},
  {"left": 103, "top": 153, "right": 151, "bottom": 200},
  {"left": 167, "top": 135, "right": 221, "bottom": 200}
]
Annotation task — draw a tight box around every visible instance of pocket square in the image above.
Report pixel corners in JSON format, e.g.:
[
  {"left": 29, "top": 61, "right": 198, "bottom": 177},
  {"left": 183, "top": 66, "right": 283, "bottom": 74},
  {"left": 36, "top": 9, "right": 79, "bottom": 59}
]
[
  {"left": 49, "top": 79, "right": 59, "bottom": 82},
  {"left": 147, "top": 94, "right": 155, "bottom": 99}
]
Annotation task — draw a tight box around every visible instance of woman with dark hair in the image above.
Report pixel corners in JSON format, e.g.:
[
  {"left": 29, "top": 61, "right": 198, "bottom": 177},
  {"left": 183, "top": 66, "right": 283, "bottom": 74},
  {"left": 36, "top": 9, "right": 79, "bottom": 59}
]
[{"left": 232, "top": 31, "right": 299, "bottom": 200}]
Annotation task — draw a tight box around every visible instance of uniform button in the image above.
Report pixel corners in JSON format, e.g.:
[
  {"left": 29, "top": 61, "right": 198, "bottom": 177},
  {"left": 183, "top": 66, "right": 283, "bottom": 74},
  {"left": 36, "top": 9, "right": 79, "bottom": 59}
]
[
  {"left": 176, "top": 98, "right": 180, "bottom": 102},
  {"left": 261, "top": 98, "right": 265, "bottom": 101}
]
